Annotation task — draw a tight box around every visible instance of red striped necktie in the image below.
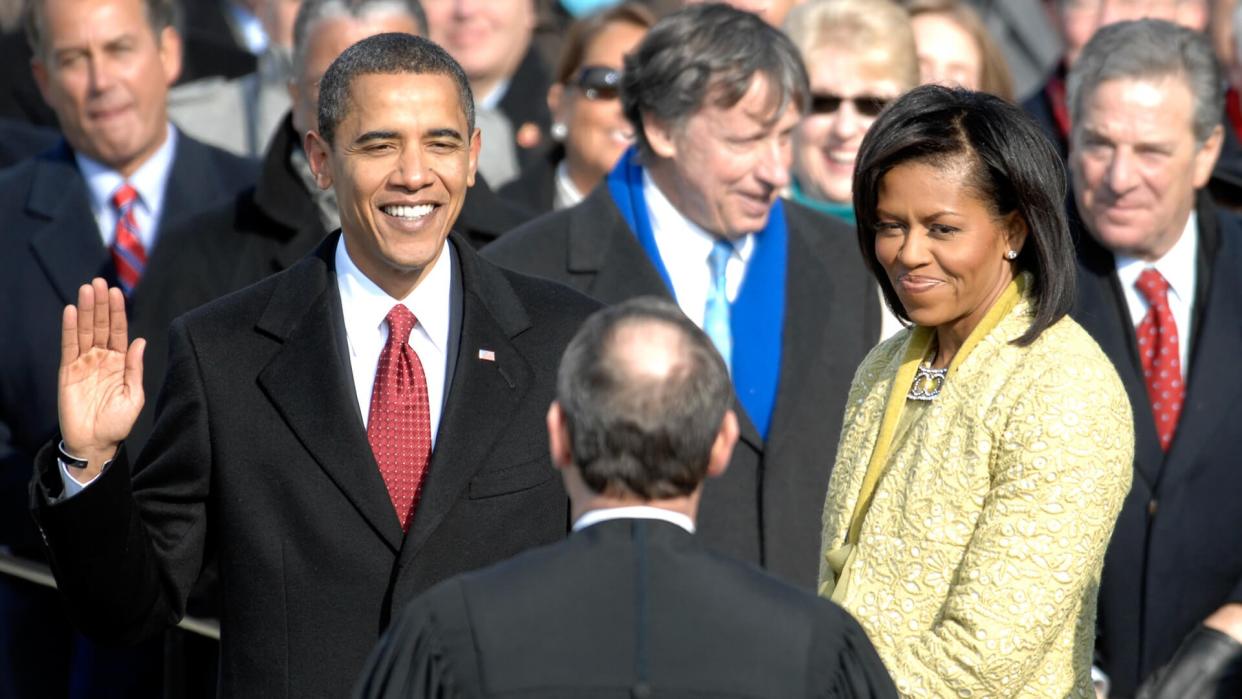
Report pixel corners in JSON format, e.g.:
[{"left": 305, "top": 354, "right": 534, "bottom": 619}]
[{"left": 110, "top": 183, "right": 146, "bottom": 296}]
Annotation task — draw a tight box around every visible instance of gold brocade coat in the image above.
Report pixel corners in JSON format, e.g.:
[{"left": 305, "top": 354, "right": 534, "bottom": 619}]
[{"left": 819, "top": 294, "right": 1134, "bottom": 698}]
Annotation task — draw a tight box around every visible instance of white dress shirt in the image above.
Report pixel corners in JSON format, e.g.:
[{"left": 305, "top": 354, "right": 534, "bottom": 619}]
[
  {"left": 1114, "top": 212, "right": 1198, "bottom": 378},
  {"left": 572, "top": 505, "right": 695, "bottom": 534},
  {"left": 76, "top": 124, "right": 178, "bottom": 254},
  {"left": 61, "top": 234, "right": 456, "bottom": 496},
  {"left": 643, "top": 171, "right": 754, "bottom": 329},
  {"left": 553, "top": 160, "right": 585, "bottom": 211},
  {"left": 336, "top": 236, "right": 452, "bottom": 444}
]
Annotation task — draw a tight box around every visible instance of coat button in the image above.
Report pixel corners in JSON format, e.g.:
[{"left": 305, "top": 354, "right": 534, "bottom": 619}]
[{"left": 1148, "top": 499, "right": 1158, "bottom": 516}]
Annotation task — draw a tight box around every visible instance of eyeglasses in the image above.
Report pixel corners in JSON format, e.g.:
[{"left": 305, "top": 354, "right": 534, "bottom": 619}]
[
  {"left": 572, "top": 66, "right": 622, "bottom": 101},
  {"left": 809, "top": 93, "right": 891, "bottom": 117}
]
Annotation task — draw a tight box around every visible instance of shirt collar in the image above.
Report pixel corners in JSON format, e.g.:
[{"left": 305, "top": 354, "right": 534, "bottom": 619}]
[
  {"left": 572, "top": 506, "right": 696, "bottom": 534},
  {"left": 75, "top": 123, "right": 178, "bottom": 218},
  {"left": 335, "top": 234, "right": 453, "bottom": 355},
  {"left": 553, "top": 159, "right": 585, "bottom": 210},
  {"left": 1115, "top": 210, "right": 1198, "bottom": 304},
  {"left": 477, "top": 77, "right": 511, "bottom": 111},
  {"left": 641, "top": 168, "right": 755, "bottom": 262}
]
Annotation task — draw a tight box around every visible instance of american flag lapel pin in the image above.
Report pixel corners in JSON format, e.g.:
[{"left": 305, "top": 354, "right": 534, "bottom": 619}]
[{"left": 478, "top": 348, "right": 496, "bottom": 362}]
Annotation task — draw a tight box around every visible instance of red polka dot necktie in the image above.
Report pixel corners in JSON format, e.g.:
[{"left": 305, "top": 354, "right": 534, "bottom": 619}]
[
  {"left": 1135, "top": 268, "right": 1183, "bottom": 452},
  {"left": 110, "top": 183, "right": 146, "bottom": 296},
  {"left": 367, "top": 305, "right": 432, "bottom": 532}
]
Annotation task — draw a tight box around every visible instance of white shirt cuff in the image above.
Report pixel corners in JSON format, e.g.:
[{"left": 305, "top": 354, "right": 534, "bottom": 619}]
[{"left": 57, "top": 452, "right": 107, "bottom": 499}]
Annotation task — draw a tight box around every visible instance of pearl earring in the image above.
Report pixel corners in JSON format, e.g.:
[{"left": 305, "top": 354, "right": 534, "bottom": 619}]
[
  {"left": 1005, "top": 250, "right": 1018, "bottom": 260},
  {"left": 550, "top": 122, "right": 568, "bottom": 141}
]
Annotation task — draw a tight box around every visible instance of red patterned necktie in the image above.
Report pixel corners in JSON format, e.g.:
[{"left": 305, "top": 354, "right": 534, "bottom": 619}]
[
  {"left": 110, "top": 183, "right": 146, "bottom": 296},
  {"left": 367, "top": 305, "right": 432, "bottom": 532},
  {"left": 1135, "top": 268, "right": 1183, "bottom": 452}
]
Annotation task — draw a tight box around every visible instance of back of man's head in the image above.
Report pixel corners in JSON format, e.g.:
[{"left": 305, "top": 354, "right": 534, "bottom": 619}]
[{"left": 555, "top": 297, "right": 733, "bottom": 501}]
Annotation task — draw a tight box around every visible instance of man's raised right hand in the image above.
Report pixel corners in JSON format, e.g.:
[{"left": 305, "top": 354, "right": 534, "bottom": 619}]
[{"left": 58, "top": 277, "right": 145, "bottom": 479}]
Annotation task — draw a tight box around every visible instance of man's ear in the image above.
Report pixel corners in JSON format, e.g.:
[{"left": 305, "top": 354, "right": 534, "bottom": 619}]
[
  {"left": 1192, "top": 124, "right": 1225, "bottom": 189},
  {"left": 642, "top": 115, "right": 678, "bottom": 160},
  {"left": 546, "top": 401, "right": 573, "bottom": 470},
  {"left": 705, "top": 409, "right": 738, "bottom": 480},
  {"left": 30, "top": 56, "right": 48, "bottom": 104},
  {"left": 467, "top": 127, "right": 481, "bottom": 188},
  {"left": 304, "top": 130, "right": 334, "bottom": 190},
  {"left": 158, "top": 25, "right": 183, "bottom": 87}
]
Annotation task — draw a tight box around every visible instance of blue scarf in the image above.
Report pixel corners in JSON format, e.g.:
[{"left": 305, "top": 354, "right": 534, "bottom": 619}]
[{"left": 606, "top": 147, "right": 785, "bottom": 439}]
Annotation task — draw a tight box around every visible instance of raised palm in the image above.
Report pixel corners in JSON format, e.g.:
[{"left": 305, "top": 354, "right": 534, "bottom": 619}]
[{"left": 58, "top": 278, "right": 145, "bottom": 475}]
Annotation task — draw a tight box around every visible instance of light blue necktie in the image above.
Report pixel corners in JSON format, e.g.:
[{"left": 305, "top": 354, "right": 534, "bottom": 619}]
[{"left": 704, "top": 239, "right": 733, "bottom": 368}]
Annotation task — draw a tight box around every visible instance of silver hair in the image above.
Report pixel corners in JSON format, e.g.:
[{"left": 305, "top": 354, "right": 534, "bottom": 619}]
[
  {"left": 1068, "top": 18, "right": 1222, "bottom": 144},
  {"left": 291, "top": 0, "right": 427, "bottom": 77}
]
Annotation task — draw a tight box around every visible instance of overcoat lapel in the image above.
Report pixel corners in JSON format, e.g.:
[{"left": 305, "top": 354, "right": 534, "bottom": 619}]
[
  {"left": 401, "top": 239, "right": 535, "bottom": 562},
  {"left": 1162, "top": 216, "right": 1242, "bottom": 478},
  {"left": 255, "top": 236, "right": 404, "bottom": 552},
  {"left": 27, "top": 144, "right": 111, "bottom": 304}
]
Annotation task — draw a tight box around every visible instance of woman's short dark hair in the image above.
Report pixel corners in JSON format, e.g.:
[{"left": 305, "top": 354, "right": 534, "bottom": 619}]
[{"left": 852, "top": 84, "right": 1075, "bottom": 346}]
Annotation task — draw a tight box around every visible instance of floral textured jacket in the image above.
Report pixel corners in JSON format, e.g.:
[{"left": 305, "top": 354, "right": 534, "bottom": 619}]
[{"left": 820, "top": 289, "right": 1134, "bottom": 698}]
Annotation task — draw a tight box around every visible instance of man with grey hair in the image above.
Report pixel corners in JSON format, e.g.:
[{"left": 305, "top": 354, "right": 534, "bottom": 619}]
[
  {"left": 1068, "top": 18, "right": 1242, "bottom": 699},
  {"left": 28, "top": 32, "right": 597, "bottom": 698},
  {"left": 486, "top": 3, "right": 879, "bottom": 591},
  {"left": 355, "top": 297, "right": 897, "bottom": 699}
]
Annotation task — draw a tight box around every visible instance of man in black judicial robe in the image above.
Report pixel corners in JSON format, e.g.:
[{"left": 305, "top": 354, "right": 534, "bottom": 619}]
[{"left": 354, "top": 298, "right": 896, "bottom": 699}]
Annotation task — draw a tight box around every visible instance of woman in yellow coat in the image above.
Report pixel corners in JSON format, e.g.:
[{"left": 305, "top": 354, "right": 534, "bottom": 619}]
[{"left": 820, "top": 85, "right": 1134, "bottom": 698}]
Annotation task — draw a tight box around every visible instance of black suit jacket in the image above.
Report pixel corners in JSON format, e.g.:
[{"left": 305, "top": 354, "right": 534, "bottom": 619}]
[
  {"left": 30, "top": 233, "right": 600, "bottom": 698},
  {"left": 1072, "top": 195, "right": 1242, "bottom": 697},
  {"left": 482, "top": 187, "right": 880, "bottom": 588},
  {"left": 356, "top": 518, "right": 898, "bottom": 698},
  {"left": 0, "top": 134, "right": 256, "bottom": 553}
]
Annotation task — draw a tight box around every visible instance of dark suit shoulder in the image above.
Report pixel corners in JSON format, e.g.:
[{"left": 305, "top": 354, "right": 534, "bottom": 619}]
[
  {"left": 493, "top": 262, "right": 601, "bottom": 323},
  {"left": 480, "top": 200, "right": 576, "bottom": 270},
  {"left": 174, "top": 132, "right": 259, "bottom": 191}
]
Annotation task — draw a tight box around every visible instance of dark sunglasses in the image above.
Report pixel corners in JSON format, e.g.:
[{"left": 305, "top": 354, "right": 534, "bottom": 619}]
[
  {"left": 809, "top": 93, "right": 891, "bottom": 117},
  {"left": 572, "top": 66, "right": 622, "bottom": 101}
]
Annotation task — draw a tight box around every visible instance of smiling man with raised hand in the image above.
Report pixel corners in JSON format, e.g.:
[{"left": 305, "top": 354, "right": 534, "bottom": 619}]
[
  {"left": 485, "top": 3, "right": 879, "bottom": 591},
  {"left": 27, "top": 32, "right": 598, "bottom": 698}
]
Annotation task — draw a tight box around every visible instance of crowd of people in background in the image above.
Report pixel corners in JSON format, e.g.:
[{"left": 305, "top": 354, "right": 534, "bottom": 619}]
[{"left": 1, "top": 0, "right": 1241, "bottom": 697}]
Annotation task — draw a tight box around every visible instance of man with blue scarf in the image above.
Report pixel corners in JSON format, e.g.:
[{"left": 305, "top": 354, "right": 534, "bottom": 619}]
[{"left": 485, "top": 3, "right": 879, "bottom": 590}]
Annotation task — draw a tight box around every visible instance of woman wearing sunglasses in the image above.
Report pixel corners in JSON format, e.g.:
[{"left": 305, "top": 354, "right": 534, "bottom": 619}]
[
  {"left": 783, "top": 0, "right": 918, "bottom": 227},
  {"left": 499, "top": 3, "right": 654, "bottom": 214}
]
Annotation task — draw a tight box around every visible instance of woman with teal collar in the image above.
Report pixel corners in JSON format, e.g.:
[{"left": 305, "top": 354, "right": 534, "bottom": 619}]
[
  {"left": 783, "top": 0, "right": 918, "bottom": 227},
  {"left": 819, "top": 85, "right": 1134, "bottom": 697}
]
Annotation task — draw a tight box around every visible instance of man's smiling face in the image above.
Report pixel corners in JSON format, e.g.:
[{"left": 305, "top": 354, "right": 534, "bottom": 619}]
[{"left": 309, "top": 70, "right": 479, "bottom": 298}]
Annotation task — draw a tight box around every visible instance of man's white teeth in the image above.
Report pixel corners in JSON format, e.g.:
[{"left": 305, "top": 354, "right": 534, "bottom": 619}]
[{"left": 383, "top": 204, "right": 434, "bottom": 219}]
